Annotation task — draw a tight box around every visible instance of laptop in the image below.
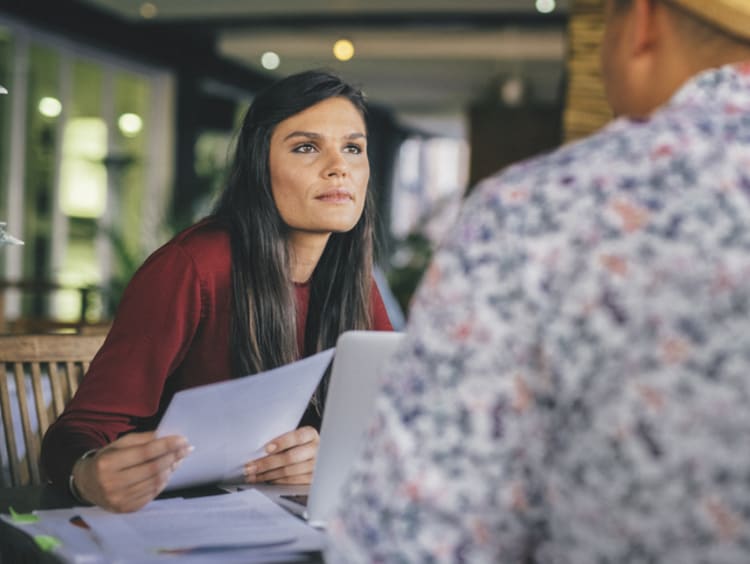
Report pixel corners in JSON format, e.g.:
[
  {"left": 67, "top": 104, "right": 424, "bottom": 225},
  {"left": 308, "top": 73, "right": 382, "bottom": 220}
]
[{"left": 274, "top": 330, "right": 405, "bottom": 528}]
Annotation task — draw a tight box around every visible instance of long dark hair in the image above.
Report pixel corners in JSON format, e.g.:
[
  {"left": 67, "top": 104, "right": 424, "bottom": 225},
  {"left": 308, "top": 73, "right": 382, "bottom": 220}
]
[{"left": 212, "top": 70, "right": 374, "bottom": 379}]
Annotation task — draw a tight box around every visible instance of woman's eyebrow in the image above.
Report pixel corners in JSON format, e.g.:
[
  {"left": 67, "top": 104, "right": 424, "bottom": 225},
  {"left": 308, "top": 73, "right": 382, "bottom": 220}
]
[
  {"left": 283, "top": 131, "right": 321, "bottom": 142},
  {"left": 282, "top": 131, "right": 367, "bottom": 142}
]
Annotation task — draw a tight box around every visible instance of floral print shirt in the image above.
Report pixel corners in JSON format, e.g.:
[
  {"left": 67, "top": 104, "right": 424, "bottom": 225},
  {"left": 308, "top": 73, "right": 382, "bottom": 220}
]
[{"left": 330, "top": 62, "right": 750, "bottom": 563}]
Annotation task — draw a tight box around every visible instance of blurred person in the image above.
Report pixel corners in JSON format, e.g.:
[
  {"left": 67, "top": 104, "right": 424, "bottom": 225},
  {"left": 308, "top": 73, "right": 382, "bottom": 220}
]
[
  {"left": 41, "top": 70, "right": 392, "bottom": 513},
  {"left": 330, "top": 0, "right": 750, "bottom": 561}
]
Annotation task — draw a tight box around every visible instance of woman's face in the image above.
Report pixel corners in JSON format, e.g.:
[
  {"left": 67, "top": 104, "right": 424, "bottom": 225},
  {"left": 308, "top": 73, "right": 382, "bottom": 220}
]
[{"left": 268, "top": 96, "right": 369, "bottom": 238}]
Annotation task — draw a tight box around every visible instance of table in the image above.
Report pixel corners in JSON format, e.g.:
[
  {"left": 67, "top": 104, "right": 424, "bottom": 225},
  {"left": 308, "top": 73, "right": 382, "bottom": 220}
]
[{"left": 0, "top": 484, "right": 325, "bottom": 563}]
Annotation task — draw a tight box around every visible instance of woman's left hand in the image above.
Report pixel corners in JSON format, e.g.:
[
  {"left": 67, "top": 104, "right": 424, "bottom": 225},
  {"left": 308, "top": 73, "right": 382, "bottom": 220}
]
[{"left": 244, "top": 426, "right": 320, "bottom": 484}]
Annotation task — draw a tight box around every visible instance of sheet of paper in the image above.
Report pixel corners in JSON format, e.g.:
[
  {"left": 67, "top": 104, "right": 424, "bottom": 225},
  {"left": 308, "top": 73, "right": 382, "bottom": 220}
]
[
  {"left": 2, "top": 506, "right": 104, "bottom": 564},
  {"left": 157, "top": 348, "right": 334, "bottom": 490},
  {"left": 0, "top": 498, "right": 192, "bottom": 564},
  {"left": 78, "top": 489, "right": 327, "bottom": 562}
]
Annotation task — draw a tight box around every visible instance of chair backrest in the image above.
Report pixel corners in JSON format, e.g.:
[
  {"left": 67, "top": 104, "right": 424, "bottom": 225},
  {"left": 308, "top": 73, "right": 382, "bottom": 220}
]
[{"left": 0, "top": 334, "right": 105, "bottom": 487}]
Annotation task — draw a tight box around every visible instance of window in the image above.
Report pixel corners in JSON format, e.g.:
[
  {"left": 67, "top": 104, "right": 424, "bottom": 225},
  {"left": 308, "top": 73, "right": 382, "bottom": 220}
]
[{"left": 0, "top": 17, "right": 174, "bottom": 326}]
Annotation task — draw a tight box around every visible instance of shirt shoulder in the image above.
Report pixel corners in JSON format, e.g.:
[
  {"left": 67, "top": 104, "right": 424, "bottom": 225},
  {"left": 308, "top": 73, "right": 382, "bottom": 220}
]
[
  {"left": 170, "top": 219, "right": 231, "bottom": 264},
  {"left": 145, "top": 218, "right": 232, "bottom": 284}
]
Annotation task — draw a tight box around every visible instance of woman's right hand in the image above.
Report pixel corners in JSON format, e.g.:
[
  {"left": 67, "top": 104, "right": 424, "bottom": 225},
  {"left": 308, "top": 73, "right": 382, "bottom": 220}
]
[{"left": 71, "top": 431, "right": 192, "bottom": 513}]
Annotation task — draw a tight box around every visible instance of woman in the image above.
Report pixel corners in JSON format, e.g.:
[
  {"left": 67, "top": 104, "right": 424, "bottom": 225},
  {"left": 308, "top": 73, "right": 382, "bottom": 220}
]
[{"left": 41, "top": 70, "right": 392, "bottom": 512}]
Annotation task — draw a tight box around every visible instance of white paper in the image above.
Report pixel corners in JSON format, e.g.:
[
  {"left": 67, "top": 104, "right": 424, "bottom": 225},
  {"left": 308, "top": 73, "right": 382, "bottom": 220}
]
[
  {"left": 1, "top": 507, "right": 105, "bottom": 564},
  {"left": 156, "top": 348, "right": 334, "bottom": 490},
  {"left": 0, "top": 498, "right": 194, "bottom": 564},
  {"left": 78, "top": 489, "right": 327, "bottom": 562}
]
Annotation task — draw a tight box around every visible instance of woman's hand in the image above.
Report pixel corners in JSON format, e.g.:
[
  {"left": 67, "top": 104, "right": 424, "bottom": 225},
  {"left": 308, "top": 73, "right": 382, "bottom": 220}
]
[
  {"left": 244, "top": 426, "right": 319, "bottom": 485},
  {"left": 72, "top": 431, "right": 192, "bottom": 513}
]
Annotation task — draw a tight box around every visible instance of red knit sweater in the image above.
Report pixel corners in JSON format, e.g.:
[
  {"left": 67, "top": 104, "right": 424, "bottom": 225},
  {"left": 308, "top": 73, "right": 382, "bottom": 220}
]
[{"left": 41, "top": 220, "right": 392, "bottom": 488}]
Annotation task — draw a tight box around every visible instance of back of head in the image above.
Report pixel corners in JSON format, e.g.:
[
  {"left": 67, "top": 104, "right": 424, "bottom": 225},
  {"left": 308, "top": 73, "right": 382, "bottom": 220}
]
[
  {"left": 604, "top": 0, "right": 750, "bottom": 117},
  {"left": 665, "top": 0, "right": 750, "bottom": 45},
  {"left": 613, "top": 0, "right": 750, "bottom": 53}
]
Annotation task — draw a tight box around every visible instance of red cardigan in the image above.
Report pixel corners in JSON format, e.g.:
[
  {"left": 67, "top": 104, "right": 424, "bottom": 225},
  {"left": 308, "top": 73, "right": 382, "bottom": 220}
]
[{"left": 41, "top": 220, "right": 392, "bottom": 488}]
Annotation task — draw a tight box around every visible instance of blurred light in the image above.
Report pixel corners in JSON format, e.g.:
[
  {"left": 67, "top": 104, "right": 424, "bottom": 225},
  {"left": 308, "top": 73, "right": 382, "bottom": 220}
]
[
  {"left": 333, "top": 38, "right": 355, "bottom": 62},
  {"left": 501, "top": 77, "right": 525, "bottom": 107},
  {"left": 261, "top": 51, "right": 281, "bottom": 70},
  {"left": 140, "top": 2, "right": 158, "bottom": 18},
  {"left": 0, "top": 85, "right": 7, "bottom": 94},
  {"left": 118, "top": 113, "right": 143, "bottom": 137},
  {"left": 39, "top": 96, "right": 62, "bottom": 118},
  {"left": 60, "top": 118, "right": 108, "bottom": 218},
  {"left": 535, "top": 0, "right": 556, "bottom": 13}
]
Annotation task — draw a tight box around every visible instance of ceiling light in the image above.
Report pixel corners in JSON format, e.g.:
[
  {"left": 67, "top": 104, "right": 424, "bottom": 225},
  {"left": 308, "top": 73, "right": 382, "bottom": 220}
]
[
  {"left": 118, "top": 113, "right": 143, "bottom": 137},
  {"left": 140, "top": 2, "right": 158, "bottom": 19},
  {"left": 535, "top": 0, "right": 556, "bottom": 13},
  {"left": 333, "top": 39, "right": 355, "bottom": 62},
  {"left": 38, "top": 97, "right": 62, "bottom": 118},
  {"left": 261, "top": 51, "right": 281, "bottom": 70}
]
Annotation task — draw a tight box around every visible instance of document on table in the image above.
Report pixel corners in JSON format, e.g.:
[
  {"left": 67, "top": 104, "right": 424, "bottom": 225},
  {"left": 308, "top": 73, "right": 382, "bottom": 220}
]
[
  {"left": 1, "top": 490, "right": 326, "bottom": 563},
  {"left": 156, "top": 348, "right": 334, "bottom": 490},
  {"left": 78, "top": 490, "right": 327, "bottom": 562},
  {"left": 1, "top": 506, "right": 104, "bottom": 563},
  {"left": 0, "top": 498, "right": 189, "bottom": 564}
]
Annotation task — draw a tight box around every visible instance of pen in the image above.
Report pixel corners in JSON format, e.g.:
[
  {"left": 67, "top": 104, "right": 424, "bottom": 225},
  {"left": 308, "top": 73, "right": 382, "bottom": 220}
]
[{"left": 156, "top": 537, "right": 295, "bottom": 555}]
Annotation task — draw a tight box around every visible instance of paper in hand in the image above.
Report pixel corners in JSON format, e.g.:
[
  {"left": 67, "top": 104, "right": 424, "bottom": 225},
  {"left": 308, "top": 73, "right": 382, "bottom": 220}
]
[{"left": 156, "top": 348, "right": 334, "bottom": 490}]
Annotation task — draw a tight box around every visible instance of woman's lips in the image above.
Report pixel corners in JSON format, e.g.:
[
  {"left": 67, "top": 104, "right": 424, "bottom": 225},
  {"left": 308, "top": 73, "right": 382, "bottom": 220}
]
[{"left": 315, "top": 189, "right": 354, "bottom": 203}]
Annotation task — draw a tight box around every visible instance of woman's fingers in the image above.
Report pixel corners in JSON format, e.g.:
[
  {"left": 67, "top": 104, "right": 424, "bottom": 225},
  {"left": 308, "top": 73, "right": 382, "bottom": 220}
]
[
  {"left": 245, "top": 441, "right": 317, "bottom": 481},
  {"left": 263, "top": 426, "right": 319, "bottom": 455},
  {"left": 96, "top": 442, "right": 189, "bottom": 494},
  {"left": 106, "top": 461, "right": 177, "bottom": 512},
  {"left": 75, "top": 432, "right": 192, "bottom": 512},
  {"left": 244, "top": 426, "right": 320, "bottom": 484},
  {"left": 251, "top": 459, "right": 316, "bottom": 484},
  {"left": 105, "top": 434, "right": 191, "bottom": 474},
  {"left": 268, "top": 473, "right": 314, "bottom": 485}
]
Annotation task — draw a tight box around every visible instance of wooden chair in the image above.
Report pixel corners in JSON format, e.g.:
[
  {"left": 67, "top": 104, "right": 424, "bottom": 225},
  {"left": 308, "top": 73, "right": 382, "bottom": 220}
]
[{"left": 0, "top": 334, "right": 105, "bottom": 487}]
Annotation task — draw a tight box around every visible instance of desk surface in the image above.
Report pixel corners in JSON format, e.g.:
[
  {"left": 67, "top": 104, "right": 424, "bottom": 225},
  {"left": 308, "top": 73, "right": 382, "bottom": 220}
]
[{"left": 0, "top": 484, "right": 325, "bottom": 563}]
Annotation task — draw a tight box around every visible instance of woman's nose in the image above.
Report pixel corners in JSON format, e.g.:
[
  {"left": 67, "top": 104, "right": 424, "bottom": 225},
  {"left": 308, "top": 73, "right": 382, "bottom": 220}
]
[{"left": 324, "top": 151, "right": 348, "bottom": 177}]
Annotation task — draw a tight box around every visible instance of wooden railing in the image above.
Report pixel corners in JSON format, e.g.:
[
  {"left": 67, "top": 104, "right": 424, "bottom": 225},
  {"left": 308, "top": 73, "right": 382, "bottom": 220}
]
[{"left": 0, "top": 280, "right": 109, "bottom": 335}]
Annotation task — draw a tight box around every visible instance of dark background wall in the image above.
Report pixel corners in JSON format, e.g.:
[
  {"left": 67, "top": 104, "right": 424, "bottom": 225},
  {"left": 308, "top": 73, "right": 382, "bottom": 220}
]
[{"left": 468, "top": 104, "right": 563, "bottom": 191}]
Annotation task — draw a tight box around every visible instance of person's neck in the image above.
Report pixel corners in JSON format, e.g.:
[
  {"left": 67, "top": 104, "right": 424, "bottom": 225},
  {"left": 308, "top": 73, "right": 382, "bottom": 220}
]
[
  {"left": 682, "top": 42, "right": 750, "bottom": 75},
  {"left": 634, "top": 46, "right": 750, "bottom": 118},
  {"left": 288, "top": 232, "right": 331, "bottom": 284}
]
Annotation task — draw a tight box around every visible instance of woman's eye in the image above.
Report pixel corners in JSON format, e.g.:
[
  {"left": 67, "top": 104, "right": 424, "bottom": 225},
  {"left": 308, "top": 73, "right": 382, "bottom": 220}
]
[
  {"left": 344, "top": 144, "right": 363, "bottom": 154},
  {"left": 293, "top": 143, "right": 317, "bottom": 153}
]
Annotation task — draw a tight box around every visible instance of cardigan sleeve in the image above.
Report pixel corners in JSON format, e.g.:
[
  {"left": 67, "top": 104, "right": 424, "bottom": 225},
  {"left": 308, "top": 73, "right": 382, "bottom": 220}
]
[{"left": 41, "top": 242, "right": 203, "bottom": 488}]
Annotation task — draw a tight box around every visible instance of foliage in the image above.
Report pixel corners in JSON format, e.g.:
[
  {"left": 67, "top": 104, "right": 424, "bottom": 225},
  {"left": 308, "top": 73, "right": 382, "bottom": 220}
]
[{"left": 386, "top": 231, "right": 434, "bottom": 315}]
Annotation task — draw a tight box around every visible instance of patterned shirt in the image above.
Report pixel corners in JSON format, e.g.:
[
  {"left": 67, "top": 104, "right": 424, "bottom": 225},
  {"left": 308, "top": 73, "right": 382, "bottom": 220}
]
[{"left": 330, "top": 62, "right": 750, "bottom": 563}]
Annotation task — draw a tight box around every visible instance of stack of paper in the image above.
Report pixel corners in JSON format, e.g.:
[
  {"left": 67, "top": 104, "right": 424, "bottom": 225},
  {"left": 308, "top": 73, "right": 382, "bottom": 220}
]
[{"left": 2, "top": 489, "right": 327, "bottom": 563}]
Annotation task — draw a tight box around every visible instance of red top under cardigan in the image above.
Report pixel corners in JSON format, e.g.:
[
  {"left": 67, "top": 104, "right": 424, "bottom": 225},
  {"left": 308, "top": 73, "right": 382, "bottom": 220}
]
[{"left": 41, "top": 220, "right": 392, "bottom": 488}]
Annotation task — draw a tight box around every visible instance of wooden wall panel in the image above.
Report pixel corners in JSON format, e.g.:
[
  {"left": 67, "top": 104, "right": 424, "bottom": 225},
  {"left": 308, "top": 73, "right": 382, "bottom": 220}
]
[{"left": 564, "top": 0, "right": 614, "bottom": 142}]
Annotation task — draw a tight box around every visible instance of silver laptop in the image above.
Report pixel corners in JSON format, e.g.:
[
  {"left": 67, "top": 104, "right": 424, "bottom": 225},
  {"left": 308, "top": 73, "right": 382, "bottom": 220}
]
[{"left": 275, "top": 330, "right": 405, "bottom": 528}]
